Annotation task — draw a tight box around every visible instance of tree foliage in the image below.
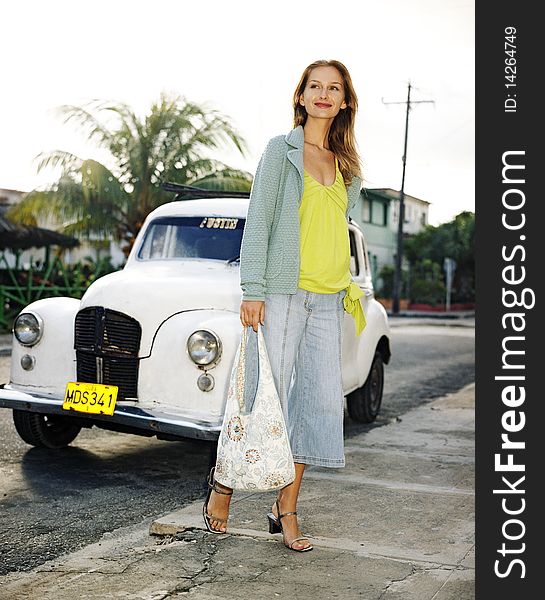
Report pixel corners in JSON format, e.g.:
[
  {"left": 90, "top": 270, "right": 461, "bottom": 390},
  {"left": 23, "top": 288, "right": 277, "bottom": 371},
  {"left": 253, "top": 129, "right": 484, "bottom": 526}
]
[
  {"left": 404, "top": 211, "right": 475, "bottom": 303},
  {"left": 8, "top": 94, "right": 252, "bottom": 255}
]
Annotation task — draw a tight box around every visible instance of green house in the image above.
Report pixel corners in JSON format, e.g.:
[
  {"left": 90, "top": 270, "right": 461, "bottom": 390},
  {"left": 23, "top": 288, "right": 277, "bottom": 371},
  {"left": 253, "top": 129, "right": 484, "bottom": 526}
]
[{"left": 351, "top": 188, "right": 431, "bottom": 282}]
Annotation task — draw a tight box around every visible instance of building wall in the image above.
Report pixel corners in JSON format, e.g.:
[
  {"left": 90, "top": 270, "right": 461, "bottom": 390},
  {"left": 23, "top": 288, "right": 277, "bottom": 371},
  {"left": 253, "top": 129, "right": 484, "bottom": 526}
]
[
  {"left": 62, "top": 240, "right": 126, "bottom": 267},
  {"left": 391, "top": 197, "right": 429, "bottom": 235},
  {"left": 352, "top": 188, "right": 430, "bottom": 284},
  {"left": 0, "top": 189, "right": 24, "bottom": 206}
]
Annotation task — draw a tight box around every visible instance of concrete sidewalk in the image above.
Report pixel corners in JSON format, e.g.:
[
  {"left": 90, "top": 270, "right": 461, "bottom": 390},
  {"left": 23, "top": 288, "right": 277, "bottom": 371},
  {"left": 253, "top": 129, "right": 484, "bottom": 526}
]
[{"left": 0, "top": 383, "right": 475, "bottom": 599}]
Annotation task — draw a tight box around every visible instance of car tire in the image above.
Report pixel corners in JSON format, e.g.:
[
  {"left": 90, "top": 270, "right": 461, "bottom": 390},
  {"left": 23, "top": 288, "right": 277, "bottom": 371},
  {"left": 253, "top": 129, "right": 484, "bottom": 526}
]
[
  {"left": 347, "top": 351, "right": 384, "bottom": 423},
  {"left": 12, "top": 410, "right": 82, "bottom": 449}
]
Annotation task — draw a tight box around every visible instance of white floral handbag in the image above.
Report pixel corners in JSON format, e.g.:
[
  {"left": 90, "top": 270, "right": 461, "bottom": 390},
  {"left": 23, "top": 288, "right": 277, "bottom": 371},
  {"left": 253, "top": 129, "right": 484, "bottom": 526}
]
[{"left": 214, "top": 324, "right": 295, "bottom": 492}]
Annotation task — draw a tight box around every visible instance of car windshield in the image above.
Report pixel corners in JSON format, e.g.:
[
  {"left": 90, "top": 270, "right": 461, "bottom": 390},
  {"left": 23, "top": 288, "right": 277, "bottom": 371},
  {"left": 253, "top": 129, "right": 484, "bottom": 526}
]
[{"left": 138, "top": 216, "right": 245, "bottom": 261}]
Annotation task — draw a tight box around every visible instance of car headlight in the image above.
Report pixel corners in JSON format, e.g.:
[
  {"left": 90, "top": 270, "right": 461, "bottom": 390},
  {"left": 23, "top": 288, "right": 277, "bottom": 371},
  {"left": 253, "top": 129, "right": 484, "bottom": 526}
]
[
  {"left": 14, "top": 312, "right": 44, "bottom": 346},
  {"left": 187, "top": 329, "right": 221, "bottom": 366}
]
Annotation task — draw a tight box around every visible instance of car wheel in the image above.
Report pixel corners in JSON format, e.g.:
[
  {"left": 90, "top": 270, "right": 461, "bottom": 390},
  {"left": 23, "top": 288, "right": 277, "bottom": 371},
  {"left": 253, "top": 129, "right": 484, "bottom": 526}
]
[
  {"left": 347, "top": 351, "right": 384, "bottom": 423},
  {"left": 12, "top": 410, "right": 82, "bottom": 449}
]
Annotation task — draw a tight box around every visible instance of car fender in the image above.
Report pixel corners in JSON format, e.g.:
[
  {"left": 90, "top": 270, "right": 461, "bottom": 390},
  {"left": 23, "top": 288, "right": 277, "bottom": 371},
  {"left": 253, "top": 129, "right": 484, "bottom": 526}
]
[
  {"left": 10, "top": 297, "right": 80, "bottom": 394},
  {"left": 138, "top": 309, "right": 242, "bottom": 424},
  {"left": 349, "top": 298, "right": 391, "bottom": 393}
]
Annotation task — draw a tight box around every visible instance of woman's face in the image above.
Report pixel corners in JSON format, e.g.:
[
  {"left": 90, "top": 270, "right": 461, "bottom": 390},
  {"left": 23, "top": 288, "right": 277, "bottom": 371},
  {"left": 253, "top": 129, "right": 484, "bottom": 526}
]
[{"left": 299, "top": 65, "right": 347, "bottom": 119}]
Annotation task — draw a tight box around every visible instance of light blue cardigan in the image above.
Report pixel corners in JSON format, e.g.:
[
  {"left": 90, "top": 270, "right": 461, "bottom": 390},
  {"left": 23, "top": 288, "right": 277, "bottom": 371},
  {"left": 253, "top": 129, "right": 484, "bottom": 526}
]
[{"left": 239, "top": 125, "right": 362, "bottom": 301}]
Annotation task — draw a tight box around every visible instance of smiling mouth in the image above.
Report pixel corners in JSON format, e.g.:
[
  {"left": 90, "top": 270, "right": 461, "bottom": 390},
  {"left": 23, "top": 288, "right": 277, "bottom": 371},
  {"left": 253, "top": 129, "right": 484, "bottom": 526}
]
[{"left": 315, "top": 103, "right": 332, "bottom": 108}]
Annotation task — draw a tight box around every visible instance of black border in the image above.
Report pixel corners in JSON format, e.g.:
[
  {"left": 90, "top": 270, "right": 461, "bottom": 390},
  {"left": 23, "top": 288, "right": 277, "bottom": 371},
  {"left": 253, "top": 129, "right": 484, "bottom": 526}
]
[{"left": 476, "top": 1, "right": 540, "bottom": 594}]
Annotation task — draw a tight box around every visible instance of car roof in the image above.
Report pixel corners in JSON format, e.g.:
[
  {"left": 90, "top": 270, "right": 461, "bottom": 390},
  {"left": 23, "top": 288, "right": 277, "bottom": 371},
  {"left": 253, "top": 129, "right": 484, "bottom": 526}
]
[{"left": 147, "top": 198, "right": 250, "bottom": 220}]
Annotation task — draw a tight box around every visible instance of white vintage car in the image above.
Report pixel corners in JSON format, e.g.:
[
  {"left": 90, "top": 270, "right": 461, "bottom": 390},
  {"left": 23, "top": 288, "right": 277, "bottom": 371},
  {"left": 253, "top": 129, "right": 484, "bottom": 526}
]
[{"left": 0, "top": 187, "right": 391, "bottom": 448}]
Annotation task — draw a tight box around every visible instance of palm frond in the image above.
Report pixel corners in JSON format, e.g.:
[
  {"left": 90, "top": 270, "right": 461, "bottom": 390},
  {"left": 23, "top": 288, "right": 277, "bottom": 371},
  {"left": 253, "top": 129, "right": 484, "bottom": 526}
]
[
  {"left": 55, "top": 103, "right": 116, "bottom": 148},
  {"left": 5, "top": 190, "right": 56, "bottom": 225},
  {"left": 34, "top": 149, "right": 83, "bottom": 174}
]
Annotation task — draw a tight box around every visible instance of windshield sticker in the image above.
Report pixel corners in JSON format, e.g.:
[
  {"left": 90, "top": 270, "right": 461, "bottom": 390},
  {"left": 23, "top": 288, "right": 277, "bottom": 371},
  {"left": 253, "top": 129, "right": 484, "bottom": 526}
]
[{"left": 199, "top": 217, "right": 239, "bottom": 230}]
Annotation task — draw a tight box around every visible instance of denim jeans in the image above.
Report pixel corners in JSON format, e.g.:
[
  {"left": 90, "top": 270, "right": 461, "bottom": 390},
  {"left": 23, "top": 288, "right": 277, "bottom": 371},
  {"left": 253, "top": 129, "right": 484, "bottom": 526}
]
[{"left": 244, "top": 286, "right": 347, "bottom": 468}]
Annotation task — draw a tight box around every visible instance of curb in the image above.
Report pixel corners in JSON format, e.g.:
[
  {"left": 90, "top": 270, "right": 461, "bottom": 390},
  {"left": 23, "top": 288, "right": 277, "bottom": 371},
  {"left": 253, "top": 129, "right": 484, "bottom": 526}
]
[{"left": 386, "top": 311, "right": 475, "bottom": 319}]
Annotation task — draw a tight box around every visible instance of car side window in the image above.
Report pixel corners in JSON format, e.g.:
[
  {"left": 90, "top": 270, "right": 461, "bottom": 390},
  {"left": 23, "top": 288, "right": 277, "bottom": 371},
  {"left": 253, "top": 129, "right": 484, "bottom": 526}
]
[
  {"left": 360, "top": 235, "right": 370, "bottom": 277},
  {"left": 349, "top": 230, "right": 360, "bottom": 276}
]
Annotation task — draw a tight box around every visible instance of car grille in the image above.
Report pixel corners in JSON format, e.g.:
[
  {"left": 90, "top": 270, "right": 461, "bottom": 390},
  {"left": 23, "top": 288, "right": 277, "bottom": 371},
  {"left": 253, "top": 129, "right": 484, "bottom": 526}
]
[{"left": 74, "top": 307, "right": 142, "bottom": 401}]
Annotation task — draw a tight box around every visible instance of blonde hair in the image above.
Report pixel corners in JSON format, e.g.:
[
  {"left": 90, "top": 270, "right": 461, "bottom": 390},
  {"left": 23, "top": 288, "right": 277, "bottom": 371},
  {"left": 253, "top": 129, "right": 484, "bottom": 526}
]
[{"left": 292, "top": 59, "right": 362, "bottom": 186}]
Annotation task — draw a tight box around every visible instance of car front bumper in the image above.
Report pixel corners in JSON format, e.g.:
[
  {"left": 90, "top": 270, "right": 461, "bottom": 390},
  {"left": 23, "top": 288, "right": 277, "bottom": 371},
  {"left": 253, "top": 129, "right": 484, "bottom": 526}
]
[{"left": 0, "top": 384, "right": 221, "bottom": 441}]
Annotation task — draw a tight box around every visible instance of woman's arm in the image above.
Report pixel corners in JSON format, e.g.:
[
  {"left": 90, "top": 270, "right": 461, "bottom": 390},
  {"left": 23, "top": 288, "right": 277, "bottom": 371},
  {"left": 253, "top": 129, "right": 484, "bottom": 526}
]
[{"left": 239, "top": 136, "right": 283, "bottom": 301}]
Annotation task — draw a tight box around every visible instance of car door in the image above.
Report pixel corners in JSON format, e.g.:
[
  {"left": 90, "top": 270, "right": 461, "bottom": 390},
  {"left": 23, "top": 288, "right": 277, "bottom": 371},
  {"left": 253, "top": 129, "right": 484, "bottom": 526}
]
[{"left": 341, "top": 225, "right": 374, "bottom": 392}]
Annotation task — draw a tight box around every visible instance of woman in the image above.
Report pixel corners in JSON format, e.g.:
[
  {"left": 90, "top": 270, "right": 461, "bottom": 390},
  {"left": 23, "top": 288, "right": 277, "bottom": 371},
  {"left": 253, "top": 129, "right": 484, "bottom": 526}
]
[{"left": 203, "top": 59, "right": 365, "bottom": 552}]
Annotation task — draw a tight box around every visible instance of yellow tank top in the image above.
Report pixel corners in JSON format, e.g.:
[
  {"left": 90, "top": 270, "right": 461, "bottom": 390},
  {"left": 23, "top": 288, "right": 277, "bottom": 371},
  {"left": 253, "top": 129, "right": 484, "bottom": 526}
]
[
  {"left": 298, "top": 157, "right": 351, "bottom": 292},
  {"left": 298, "top": 156, "right": 367, "bottom": 336}
]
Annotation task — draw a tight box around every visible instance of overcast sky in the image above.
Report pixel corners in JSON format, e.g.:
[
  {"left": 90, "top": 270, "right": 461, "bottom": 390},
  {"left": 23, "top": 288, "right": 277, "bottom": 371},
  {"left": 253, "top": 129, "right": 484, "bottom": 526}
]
[{"left": 1, "top": 0, "right": 474, "bottom": 226}]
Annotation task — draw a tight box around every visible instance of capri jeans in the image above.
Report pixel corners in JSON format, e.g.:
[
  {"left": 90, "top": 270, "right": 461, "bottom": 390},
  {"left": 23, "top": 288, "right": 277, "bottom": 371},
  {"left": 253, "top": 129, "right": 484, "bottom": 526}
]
[{"left": 248, "top": 286, "right": 348, "bottom": 468}]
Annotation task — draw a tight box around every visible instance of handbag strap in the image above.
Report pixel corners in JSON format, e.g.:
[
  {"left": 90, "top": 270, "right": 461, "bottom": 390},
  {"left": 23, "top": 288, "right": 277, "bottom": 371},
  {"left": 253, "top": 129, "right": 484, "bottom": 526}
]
[{"left": 235, "top": 324, "right": 262, "bottom": 412}]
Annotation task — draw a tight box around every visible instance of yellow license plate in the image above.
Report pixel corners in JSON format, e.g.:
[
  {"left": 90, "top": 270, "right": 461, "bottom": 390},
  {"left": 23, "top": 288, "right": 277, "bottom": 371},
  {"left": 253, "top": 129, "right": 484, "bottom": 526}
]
[{"left": 62, "top": 382, "right": 118, "bottom": 416}]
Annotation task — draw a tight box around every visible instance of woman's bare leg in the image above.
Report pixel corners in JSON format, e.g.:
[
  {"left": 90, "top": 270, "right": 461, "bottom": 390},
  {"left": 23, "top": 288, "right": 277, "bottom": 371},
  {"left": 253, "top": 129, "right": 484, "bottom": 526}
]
[{"left": 271, "top": 462, "right": 311, "bottom": 550}]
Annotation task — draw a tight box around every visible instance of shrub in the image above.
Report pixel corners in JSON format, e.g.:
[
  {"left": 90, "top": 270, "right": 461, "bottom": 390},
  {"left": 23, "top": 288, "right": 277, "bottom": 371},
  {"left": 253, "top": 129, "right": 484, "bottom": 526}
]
[{"left": 376, "top": 264, "right": 409, "bottom": 299}]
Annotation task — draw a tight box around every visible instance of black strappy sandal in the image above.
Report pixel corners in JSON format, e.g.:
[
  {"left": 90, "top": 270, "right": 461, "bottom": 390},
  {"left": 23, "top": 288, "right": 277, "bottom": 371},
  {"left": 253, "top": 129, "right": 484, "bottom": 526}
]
[
  {"left": 266, "top": 499, "right": 313, "bottom": 552},
  {"left": 202, "top": 467, "right": 233, "bottom": 534}
]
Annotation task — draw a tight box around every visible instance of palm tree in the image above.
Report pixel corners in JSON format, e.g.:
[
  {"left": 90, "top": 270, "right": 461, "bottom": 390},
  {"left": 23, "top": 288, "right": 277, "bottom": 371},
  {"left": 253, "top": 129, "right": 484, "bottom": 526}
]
[{"left": 8, "top": 93, "right": 252, "bottom": 255}]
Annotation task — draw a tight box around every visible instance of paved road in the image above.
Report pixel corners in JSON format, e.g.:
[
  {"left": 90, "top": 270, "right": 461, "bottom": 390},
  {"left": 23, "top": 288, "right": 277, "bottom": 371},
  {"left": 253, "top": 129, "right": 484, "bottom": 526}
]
[{"left": 0, "top": 323, "right": 474, "bottom": 576}]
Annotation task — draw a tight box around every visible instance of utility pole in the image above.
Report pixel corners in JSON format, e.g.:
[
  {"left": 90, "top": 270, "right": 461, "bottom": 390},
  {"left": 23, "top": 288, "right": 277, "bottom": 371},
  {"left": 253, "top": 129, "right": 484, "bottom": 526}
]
[{"left": 382, "top": 81, "right": 434, "bottom": 314}]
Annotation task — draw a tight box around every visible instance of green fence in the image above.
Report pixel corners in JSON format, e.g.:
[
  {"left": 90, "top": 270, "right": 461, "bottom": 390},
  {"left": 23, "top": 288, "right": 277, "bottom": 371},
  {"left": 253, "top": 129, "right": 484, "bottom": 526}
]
[{"left": 0, "top": 254, "right": 117, "bottom": 331}]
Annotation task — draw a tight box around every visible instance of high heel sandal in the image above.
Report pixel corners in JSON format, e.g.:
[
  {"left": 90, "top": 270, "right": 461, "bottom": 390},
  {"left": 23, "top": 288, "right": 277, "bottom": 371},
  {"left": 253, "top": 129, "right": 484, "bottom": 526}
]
[
  {"left": 266, "top": 499, "right": 313, "bottom": 552},
  {"left": 202, "top": 467, "right": 233, "bottom": 534}
]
